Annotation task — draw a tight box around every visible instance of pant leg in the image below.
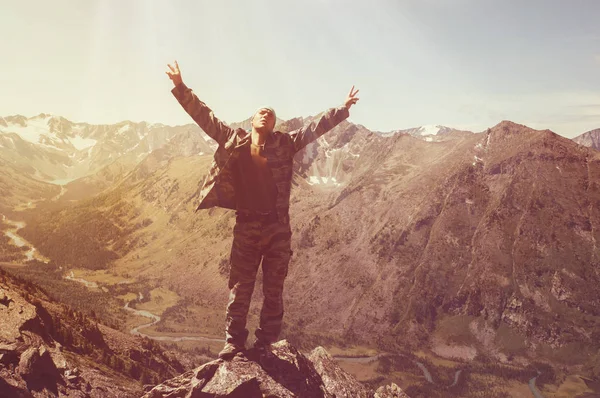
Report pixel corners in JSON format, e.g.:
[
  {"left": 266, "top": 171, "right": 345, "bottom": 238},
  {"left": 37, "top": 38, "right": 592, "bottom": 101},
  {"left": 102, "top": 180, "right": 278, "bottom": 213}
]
[
  {"left": 255, "top": 222, "right": 292, "bottom": 344},
  {"left": 225, "top": 220, "right": 262, "bottom": 345}
]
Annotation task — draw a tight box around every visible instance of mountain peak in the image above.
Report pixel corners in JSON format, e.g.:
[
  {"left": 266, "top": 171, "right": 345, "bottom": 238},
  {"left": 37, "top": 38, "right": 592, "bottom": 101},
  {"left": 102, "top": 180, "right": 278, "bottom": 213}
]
[
  {"left": 32, "top": 112, "right": 54, "bottom": 119},
  {"left": 493, "top": 120, "right": 532, "bottom": 130},
  {"left": 573, "top": 127, "right": 600, "bottom": 150},
  {"left": 143, "top": 340, "right": 407, "bottom": 398}
]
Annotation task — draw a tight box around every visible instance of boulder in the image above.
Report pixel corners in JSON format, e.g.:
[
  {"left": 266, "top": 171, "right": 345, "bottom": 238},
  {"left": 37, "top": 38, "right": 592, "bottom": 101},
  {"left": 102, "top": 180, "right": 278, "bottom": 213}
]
[{"left": 143, "top": 340, "right": 410, "bottom": 398}]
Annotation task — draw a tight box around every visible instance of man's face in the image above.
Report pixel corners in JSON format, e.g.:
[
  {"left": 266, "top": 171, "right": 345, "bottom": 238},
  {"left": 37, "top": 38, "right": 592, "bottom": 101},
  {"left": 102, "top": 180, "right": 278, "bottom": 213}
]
[{"left": 252, "top": 108, "right": 276, "bottom": 133}]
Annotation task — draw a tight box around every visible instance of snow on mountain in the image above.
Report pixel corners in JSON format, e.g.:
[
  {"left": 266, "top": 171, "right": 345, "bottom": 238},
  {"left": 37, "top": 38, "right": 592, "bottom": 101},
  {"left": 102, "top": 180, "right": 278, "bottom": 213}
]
[
  {"left": 379, "top": 124, "right": 457, "bottom": 138},
  {"left": 414, "top": 124, "right": 446, "bottom": 136},
  {"left": 307, "top": 175, "right": 342, "bottom": 187},
  {"left": 0, "top": 114, "right": 213, "bottom": 184},
  {"left": 70, "top": 136, "right": 97, "bottom": 150},
  {"left": 1, "top": 114, "right": 53, "bottom": 145}
]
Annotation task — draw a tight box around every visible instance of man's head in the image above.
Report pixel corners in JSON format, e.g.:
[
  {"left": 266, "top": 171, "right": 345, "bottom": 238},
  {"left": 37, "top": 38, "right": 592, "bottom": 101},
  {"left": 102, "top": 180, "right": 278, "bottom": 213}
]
[{"left": 251, "top": 107, "right": 276, "bottom": 134}]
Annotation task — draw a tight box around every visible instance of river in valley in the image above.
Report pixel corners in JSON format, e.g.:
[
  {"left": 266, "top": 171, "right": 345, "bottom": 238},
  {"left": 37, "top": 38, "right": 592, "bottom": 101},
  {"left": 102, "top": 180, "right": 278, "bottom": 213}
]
[
  {"left": 1, "top": 214, "right": 47, "bottom": 262},
  {"left": 336, "top": 354, "right": 540, "bottom": 395},
  {"left": 122, "top": 300, "right": 223, "bottom": 343}
]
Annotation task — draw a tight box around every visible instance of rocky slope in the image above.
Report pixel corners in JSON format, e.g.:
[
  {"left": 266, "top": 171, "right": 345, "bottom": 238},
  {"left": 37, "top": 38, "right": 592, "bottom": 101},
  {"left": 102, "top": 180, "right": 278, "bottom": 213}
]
[
  {"left": 284, "top": 120, "right": 600, "bottom": 361},
  {"left": 0, "top": 267, "right": 186, "bottom": 397}
]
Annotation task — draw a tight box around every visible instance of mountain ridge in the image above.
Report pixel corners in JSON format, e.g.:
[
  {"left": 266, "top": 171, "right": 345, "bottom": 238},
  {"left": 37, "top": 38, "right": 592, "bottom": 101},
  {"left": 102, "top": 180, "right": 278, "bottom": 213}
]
[{"left": 2, "top": 116, "right": 600, "bottom": 393}]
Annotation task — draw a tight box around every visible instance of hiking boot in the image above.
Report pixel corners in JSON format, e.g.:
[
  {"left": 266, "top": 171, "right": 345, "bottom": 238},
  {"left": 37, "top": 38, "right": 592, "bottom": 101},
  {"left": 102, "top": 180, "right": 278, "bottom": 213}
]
[
  {"left": 218, "top": 342, "right": 244, "bottom": 360},
  {"left": 252, "top": 339, "right": 272, "bottom": 354},
  {"left": 249, "top": 339, "right": 275, "bottom": 364}
]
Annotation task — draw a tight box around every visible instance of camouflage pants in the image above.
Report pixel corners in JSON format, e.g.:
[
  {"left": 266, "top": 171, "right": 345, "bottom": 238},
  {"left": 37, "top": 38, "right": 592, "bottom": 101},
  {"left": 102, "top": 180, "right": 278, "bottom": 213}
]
[{"left": 225, "top": 217, "right": 292, "bottom": 346}]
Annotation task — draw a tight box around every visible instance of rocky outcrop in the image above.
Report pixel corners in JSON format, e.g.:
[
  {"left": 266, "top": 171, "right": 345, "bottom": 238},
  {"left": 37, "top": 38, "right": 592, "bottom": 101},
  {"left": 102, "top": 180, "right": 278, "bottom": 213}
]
[
  {"left": 0, "top": 270, "right": 184, "bottom": 397},
  {"left": 0, "top": 282, "right": 68, "bottom": 396},
  {"left": 308, "top": 346, "right": 372, "bottom": 397},
  {"left": 144, "top": 340, "right": 409, "bottom": 398},
  {"left": 374, "top": 383, "right": 411, "bottom": 398},
  {"left": 0, "top": 283, "right": 39, "bottom": 342}
]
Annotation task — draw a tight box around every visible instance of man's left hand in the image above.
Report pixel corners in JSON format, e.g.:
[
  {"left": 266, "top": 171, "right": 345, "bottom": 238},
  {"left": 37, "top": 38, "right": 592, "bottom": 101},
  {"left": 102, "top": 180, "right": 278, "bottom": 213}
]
[{"left": 344, "top": 86, "right": 360, "bottom": 110}]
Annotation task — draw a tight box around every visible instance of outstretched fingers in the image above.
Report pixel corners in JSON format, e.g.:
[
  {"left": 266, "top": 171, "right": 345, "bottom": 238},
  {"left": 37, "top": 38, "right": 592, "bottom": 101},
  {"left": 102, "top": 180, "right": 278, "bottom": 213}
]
[
  {"left": 167, "top": 61, "right": 180, "bottom": 74},
  {"left": 344, "top": 86, "right": 360, "bottom": 109}
]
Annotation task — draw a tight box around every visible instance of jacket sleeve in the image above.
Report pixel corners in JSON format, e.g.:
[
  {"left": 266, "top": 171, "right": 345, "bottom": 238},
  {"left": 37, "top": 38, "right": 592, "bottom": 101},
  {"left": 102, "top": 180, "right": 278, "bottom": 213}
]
[
  {"left": 171, "top": 83, "right": 234, "bottom": 147},
  {"left": 289, "top": 105, "right": 350, "bottom": 153}
]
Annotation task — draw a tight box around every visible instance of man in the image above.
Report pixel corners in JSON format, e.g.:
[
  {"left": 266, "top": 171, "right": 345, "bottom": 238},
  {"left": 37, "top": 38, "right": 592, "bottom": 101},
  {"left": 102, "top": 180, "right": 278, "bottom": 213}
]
[{"left": 166, "top": 60, "right": 359, "bottom": 359}]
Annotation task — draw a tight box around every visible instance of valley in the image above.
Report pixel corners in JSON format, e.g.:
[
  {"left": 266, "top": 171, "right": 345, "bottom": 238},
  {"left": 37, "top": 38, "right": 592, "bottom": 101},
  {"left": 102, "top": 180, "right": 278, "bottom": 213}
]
[{"left": 1, "top": 114, "right": 600, "bottom": 396}]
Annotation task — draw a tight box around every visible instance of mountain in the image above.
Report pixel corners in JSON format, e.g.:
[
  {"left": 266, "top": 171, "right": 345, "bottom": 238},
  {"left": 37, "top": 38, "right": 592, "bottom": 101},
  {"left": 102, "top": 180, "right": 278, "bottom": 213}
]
[
  {"left": 3, "top": 113, "right": 600, "bottom": 394},
  {"left": 573, "top": 128, "right": 600, "bottom": 150},
  {"left": 0, "top": 267, "right": 187, "bottom": 397},
  {"left": 0, "top": 156, "right": 59, "bottom": 215},
  {"left": 283, "top": 120, "right": 600, "bottom": 360},
  {"left": 12, "top": 119, "right": 600, "bottom": 369},
  {"left": 0, "top": 114, "right": 214, "bottom": 185},
  {"left": 377, "top": 125, "right": 474, "bottom": 142}
]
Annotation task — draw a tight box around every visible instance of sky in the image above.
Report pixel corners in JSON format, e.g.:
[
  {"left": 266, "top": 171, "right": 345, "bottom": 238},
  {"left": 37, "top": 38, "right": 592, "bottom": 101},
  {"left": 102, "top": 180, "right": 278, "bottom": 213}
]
[{"left": 1, "top": 0, "right": 600, "bottom": 138}]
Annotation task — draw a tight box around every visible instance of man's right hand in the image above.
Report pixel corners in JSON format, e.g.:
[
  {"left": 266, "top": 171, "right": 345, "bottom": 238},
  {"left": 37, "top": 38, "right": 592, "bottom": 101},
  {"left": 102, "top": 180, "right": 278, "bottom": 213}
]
[{"left": 166, "top": 60, "right": 183, "bottom": 87}]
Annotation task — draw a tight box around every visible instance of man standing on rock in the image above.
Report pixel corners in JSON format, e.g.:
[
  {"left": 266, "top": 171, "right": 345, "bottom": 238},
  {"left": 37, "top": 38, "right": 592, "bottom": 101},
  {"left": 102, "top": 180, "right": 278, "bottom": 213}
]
[{"left": 166, "top": 60, "right": 359, "bottom": 359}]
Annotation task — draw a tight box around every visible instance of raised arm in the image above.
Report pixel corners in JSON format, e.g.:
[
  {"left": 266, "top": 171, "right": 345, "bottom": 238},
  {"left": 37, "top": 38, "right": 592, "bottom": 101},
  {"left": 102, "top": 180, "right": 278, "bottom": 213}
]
[
  {"left": 289, "top": 86, "right": 360, "bottom": 153},
  {"left": 166, "top": 61, "right": 234, "bottom": 147}
]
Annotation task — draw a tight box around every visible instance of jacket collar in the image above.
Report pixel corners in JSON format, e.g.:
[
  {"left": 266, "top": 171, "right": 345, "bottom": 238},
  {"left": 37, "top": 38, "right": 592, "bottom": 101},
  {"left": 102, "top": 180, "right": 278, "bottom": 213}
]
[{"left": 235, "top": 130, "right": 252, "bottom": 148}]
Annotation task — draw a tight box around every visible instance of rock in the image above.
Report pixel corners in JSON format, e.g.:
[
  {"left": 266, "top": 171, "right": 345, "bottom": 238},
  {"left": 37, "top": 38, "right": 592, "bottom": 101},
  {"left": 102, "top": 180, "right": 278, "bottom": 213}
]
[
  {"left": 0, "top": 342, "right": 19, "bottom": 366},
  {"left": 18, "top": 347, "right": 40, "bottom": 377},
  {"left": 64, "top": 369, "right": 80, "bottom": 382},
  {"left": 16, "top": 344, "right": 61, "bottom": 394},
  {"left": 50, "top": 348, "right": 68, "bottom": 370},
  {"left": 18, "top": 345, "right": 59, "bottom": 379},
  {"left": 0, "top": 289, "right": 37, "bottom": 343},
  {"left": 0, "top": 273, "right": 182, "bottom": 397},
  {"left": 143, "top": 384, "right": 156, "bottom": 393},
  {"left": 143, "top": 369, "right": 196, "bottom": 397},
  {"left": 374, "top": 383, "right": 410, "bottom": 398},
  {"left": 144, "top": 340, "right": 411, "bottom": 398},
  {"left": 0, "top": 342, "right": 18, "bottom": 351},
  {"left": 308, "top": 346, "right": 371, "bottom": 397},
  {"left": 144, "top": 341, "right": 330, "bottom": 398}
]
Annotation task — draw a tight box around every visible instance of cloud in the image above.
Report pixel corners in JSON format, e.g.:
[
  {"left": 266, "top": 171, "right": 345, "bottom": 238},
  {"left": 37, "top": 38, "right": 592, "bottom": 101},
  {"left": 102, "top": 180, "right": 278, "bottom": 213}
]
[{"left": 595, "top": 54, "right": 600, "bottom": 65}]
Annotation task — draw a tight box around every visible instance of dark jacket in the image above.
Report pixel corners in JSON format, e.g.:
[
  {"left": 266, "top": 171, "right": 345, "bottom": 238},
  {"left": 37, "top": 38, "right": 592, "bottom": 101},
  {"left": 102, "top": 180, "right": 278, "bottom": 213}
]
[{"left": 171, "top": 83, "right": 349, "bottom": 224}]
